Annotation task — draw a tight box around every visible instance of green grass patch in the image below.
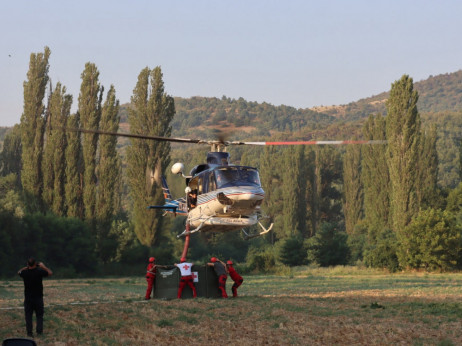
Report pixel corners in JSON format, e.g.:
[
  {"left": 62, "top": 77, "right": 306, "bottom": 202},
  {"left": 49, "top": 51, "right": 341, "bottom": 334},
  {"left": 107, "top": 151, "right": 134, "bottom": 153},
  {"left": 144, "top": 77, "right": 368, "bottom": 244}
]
[{"left": 157, "top": 319, "right": 174, "bottom": 328}]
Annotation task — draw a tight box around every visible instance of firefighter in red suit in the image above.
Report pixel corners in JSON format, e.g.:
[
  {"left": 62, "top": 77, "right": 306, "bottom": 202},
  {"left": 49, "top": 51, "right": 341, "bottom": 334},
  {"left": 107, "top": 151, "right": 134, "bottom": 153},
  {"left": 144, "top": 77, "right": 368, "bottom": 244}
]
[
  {"left": 145, "top": 257, "right": 157, "bottom": 300},
  {"left": 207, "top": 257, "right": 228, "bottom": 298},
  {"left": 175, "top": 258, "right": 197, "bottom": 299},
  {"left": 226, "top": 260, "right": 243, "bottom": 297}
]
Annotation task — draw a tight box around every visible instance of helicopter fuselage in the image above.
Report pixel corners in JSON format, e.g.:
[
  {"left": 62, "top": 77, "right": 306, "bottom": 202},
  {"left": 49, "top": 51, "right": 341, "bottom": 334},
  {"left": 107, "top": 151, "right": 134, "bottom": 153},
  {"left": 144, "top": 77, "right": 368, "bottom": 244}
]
[
  {"left": 188, "top": 184, "right": 265, "bottom": 232},
  {"left": 151, "top": 151, "right": 271, "bottom": 237},
  {"left": 186, "top": 164, "right": 264, "bottom": 232}
]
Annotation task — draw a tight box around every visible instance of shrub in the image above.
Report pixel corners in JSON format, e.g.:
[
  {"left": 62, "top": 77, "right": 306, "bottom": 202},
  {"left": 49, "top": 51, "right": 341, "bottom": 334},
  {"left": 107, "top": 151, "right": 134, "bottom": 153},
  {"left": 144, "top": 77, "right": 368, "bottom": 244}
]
[
  {"left": 245, "top": 245, "right": 277, "bottom": 273},
  {"left": 363, "top": 228, "right": 399, "bottom": 272},
  {"left": 306, "top": 222, "right": 349, "bottom": 267},
  {"left": 397, "top": 208, "right": 461, "bottom": 271},
  {"left": 279, "top": 236, "right": 307, "bottom": 266}
]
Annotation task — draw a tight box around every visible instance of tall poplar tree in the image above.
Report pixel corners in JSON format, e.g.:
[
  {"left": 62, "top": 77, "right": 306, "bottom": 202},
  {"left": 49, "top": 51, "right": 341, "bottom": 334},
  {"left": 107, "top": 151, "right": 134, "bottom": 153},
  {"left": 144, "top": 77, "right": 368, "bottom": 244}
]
[
  {"left": 65, "top": 113, "right": 83, "bottom": 218},
  {"left": 0, "top": 125, "right": 22, "bottom": 182},
  {"left": 342, "top": 144, "right": 362, "bottom": 235},
  {"left": 52, "top": 85, "right": 72, "bottom": 215},
  {"left": 127, "top": 67, "right": 175, "bottom": 246},
  {"left": 416, "top": 125, "right": 439, "bottom": 209},
  {"left": 78, "top": 63, "right": 102, "bottom": 222},
  {"left": 259, "top": 146, "right": 280, "bottom": 243},
  {"left": 41, "top": 82, "right": 71, "bottom": 215},
  {"left": 304, "top": 149, "right": 317, "bottom": 237},
  {"left": 42, "top": 86, "right": 54, "bottom": 209},
  {"left": 314, "top": 146, "right": 343, "bottom": 224},
  {"left": 386, "top": 75, "right": 421, "bottom": 235},
  {"left": 96, "top": 85, "right": 120, "bottom": 261},
  {"left": 20, "top": 47, "right": 50, "bottom": 210},
  {"left": 282, "top": 146, "right": 306, "bottom": 237},
  {"left": 362, "top": 115, "right": 390, "bottom": 234}
]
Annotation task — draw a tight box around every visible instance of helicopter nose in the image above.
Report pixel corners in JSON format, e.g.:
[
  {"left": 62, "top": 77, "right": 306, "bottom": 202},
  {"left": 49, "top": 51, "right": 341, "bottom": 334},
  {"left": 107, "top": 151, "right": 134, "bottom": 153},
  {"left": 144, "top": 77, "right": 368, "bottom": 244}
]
[{"left": 218, "top": 187, "right": 265, "bottom": 204}]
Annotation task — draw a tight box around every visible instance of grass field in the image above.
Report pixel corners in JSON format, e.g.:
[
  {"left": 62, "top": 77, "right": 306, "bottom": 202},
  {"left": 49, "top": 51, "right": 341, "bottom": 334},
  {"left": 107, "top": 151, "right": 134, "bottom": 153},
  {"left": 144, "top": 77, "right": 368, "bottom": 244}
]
[{"left": 1, "top": 267, "right": 462, "bottom": 345}]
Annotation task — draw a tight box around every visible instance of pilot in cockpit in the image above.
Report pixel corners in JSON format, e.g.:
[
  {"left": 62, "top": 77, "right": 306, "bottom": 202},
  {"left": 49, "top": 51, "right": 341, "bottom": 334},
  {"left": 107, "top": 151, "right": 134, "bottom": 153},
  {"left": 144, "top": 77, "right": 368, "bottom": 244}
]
[{"left": 186, "top": 187, "right": 197, "bottom": 210}]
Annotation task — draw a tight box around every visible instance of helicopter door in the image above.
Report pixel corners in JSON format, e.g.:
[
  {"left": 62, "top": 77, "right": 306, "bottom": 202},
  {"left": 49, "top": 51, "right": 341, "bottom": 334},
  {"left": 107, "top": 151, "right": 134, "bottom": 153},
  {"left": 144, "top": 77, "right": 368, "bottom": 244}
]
[
  {"left": 187, "top": 178, "right": 199, "bottom": 210},
  {"left": 208, "top": 172, "right": 216, "bottom": 192}
]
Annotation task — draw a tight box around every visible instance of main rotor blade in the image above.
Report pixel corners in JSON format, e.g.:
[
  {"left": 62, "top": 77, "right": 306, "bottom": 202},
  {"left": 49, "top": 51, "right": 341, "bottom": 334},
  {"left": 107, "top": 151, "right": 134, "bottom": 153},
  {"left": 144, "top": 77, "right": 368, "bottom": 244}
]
[
  {"left": 66, "top": 128, "right": 386, "bottom": 147},
  {"left": 229, "top": 140, "right": 387, "bottom": 146},
  {"left": 66, "top": 128, "right": 203, "bottom": 144}
]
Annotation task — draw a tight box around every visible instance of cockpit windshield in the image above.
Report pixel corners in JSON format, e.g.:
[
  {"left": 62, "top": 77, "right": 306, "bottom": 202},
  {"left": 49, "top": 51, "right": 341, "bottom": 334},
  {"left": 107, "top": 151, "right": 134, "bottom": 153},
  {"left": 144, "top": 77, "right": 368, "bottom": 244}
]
[{"left": 215, "top": 167, "right": 261, "bottom": 188}]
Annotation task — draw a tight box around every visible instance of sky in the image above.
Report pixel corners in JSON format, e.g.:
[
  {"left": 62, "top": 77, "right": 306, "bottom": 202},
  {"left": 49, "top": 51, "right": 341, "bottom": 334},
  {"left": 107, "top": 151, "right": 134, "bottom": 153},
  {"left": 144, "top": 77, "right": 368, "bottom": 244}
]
[{"left": 1, "top": 0, "right": 461, "bottom": 127}]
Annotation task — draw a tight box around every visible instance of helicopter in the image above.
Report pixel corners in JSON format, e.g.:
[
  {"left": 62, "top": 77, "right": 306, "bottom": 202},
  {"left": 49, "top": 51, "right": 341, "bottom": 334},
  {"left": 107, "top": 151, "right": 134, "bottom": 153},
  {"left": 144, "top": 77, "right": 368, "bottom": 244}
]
[
  {"left": 155, "top": 150, "right": 271, "bottom": 241},
  {"left": 153, "top": 138, "right": 386, "bottom": 239},
  {"left": 71, "top": 127, "right": 385, "bottom": 257}
]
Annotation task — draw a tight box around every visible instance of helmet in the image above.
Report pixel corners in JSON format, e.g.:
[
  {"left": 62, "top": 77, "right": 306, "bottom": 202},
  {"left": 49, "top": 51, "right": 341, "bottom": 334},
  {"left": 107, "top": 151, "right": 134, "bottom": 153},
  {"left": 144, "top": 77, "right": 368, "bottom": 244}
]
[
  {"left": 211, "top": 257, "right": 217, "bottom": 263},
  {"left": 227, "top": 260, "right": 233, "bottom": 265},
  {"left": 180, "top": 257, "right": 186, "bottom": 263},
  {"left": 185, "top": 187, "right": 192, "bottom": 194},
  {"left": 149, "top": 257, "right": 155, "bottom": 262}
]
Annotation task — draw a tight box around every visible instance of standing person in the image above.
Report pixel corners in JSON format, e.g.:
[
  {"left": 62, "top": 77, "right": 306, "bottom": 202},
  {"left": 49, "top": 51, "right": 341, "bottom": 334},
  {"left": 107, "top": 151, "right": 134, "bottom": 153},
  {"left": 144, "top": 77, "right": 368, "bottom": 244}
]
[
  {"left": 226, "top": 260, "right": 243, "bottom": 297},
  {"left": 207, "top": 257, "right": 228, "bottom": 298},
  {"left": 18, "top": 257, "right": 53, "bottom": 337},
  {"left": 145, "top": 257, "right": 169, "bottom": 300},
  {"left": 175, "top": 258, "right": 197, "bottom": 299},
  {"left": 145, "top": 257, "right": 157, "bottom": 300}
]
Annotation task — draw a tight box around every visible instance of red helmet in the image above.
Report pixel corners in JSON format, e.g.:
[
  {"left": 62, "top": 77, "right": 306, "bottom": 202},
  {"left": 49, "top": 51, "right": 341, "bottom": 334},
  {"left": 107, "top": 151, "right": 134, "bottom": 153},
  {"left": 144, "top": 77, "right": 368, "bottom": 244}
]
[
  {"left": 180, "top": 257, "right": 186, "bottom": 263},
  {"left": 211, "top": 257, "right": 217, "bottom": 263},
  {"left": 149, "top": 257, "right": 155, "bottom": 262},
  {"left": 227, "top": 260, "right": 233, "bottom": 265}
]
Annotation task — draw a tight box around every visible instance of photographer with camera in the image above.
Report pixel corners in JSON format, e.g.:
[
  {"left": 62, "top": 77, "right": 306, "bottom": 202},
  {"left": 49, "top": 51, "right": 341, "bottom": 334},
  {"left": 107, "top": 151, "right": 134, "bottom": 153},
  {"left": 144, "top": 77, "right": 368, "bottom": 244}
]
[{"left": 18, "top": 257, "right": 53, "bottom": 338}]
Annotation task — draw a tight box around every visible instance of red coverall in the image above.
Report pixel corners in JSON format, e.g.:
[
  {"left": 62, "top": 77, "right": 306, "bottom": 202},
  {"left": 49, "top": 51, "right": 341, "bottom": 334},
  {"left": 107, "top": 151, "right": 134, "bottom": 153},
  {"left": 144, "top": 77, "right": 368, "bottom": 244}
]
[
  {"left": 218, "top": 274, "right": 228, "bottom": 298},
  {"left": 211, "top": 262, "right": 228, "bottom": 298},
  {"left": 228, "top": 265, "right": 243, "bottom": 297},
  {"left": 145, "top": 263, "right": 156, "bottom": 299}
]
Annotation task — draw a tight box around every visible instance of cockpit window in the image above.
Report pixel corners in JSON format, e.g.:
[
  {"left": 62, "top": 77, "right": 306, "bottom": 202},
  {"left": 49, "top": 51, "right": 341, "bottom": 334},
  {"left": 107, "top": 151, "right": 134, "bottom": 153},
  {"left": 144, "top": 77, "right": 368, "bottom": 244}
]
[{"left": 215, "top": 167, "right": 261, "bottom": 188}]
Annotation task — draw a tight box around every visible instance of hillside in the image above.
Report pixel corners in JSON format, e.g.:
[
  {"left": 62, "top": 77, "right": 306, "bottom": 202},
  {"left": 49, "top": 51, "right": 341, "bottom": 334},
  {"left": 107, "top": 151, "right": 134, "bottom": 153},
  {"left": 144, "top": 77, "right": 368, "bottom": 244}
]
[
  {"left": 313, "top": 70, "right": 462, "bottom": 119},
  {"left": 119, "top": 96, "right": 336, "bottom": 140},
  {"left": 115, "top": 70, "right": 462, "bottom": 139}
]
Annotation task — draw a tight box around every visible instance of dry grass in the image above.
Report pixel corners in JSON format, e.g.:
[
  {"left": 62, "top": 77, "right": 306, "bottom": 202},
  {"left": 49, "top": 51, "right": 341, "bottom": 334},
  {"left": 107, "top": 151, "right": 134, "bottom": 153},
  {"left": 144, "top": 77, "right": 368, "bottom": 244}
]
[{"left": 2, "top": 272, "right": 462, "bottom": 345}]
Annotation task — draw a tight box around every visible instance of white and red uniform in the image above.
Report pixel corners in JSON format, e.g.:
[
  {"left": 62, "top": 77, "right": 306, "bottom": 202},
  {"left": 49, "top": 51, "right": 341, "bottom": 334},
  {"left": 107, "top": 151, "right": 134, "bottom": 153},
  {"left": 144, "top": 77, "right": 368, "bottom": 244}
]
[{"left": 175, "top": 262, "right": 197, "bottom": 298}]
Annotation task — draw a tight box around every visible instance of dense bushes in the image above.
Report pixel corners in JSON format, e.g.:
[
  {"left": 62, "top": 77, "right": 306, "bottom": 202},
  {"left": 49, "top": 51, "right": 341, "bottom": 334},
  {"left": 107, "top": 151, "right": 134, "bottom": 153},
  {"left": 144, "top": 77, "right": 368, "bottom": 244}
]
[
  {"left": 0, "top": 212, "right": 98, "bottom": 278},
  {"left": 363, "top": 229, "right": 399, "bottom": 272},
  {"left": 397, "top": 209, "right": 461, "bottom": 271},
  {"left": 279, "top": 236, "right": 306, "bottom": 267},
  {"left": 306, "top": 223, "right": 349, "bottom": 267}
]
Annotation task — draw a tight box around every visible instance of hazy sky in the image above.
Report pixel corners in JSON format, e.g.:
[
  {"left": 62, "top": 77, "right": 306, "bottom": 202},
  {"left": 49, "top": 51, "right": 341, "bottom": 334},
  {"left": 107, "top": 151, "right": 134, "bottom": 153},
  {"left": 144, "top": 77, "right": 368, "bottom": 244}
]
[{"left": 1, "top": 0, "right": 461, "bottom": 127}]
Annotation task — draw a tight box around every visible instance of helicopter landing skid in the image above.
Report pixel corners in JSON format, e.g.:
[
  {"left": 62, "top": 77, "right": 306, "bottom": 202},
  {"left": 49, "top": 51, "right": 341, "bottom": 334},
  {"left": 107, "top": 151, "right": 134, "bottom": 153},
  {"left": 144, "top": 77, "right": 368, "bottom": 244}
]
[{"left": 242, "top": 222, "right": 274, "bottom": 240}]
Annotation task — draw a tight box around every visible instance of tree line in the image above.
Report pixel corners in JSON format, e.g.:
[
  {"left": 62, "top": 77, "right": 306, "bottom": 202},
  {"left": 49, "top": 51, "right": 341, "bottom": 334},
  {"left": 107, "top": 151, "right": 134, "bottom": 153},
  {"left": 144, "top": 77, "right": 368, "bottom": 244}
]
[
  {"left": 1, "top": 47, "right": 462, "bottom": 277},
  {"left": 0, "top": 47, "right": 177, "bottom": 277},
  {"left": 246, "top": 75, "right": 461, "bottom": 271}
]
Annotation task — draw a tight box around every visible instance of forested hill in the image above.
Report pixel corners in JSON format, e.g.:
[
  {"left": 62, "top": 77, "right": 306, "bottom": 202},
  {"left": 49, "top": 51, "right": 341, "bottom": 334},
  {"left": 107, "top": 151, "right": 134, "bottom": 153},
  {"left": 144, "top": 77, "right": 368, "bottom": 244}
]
[
  {"left": 119, "top": 97, "right": 336, "bottom": 140},
  {"left": 116, "top": 69, "right": 462, "bottom": 140},
  {"left": 314, "top": 70, "right": 462, "bottom": 119}
]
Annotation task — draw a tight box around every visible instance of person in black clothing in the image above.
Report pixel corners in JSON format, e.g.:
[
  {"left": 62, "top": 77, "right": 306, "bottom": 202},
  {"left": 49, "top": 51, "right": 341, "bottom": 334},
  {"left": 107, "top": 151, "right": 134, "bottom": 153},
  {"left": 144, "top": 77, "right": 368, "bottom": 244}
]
[
  {"left": 207, "top": 257, "right": 228, "bottom": 298},
  {"left": 18, "top": 257, "right": 53, "bottom": 337}
]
